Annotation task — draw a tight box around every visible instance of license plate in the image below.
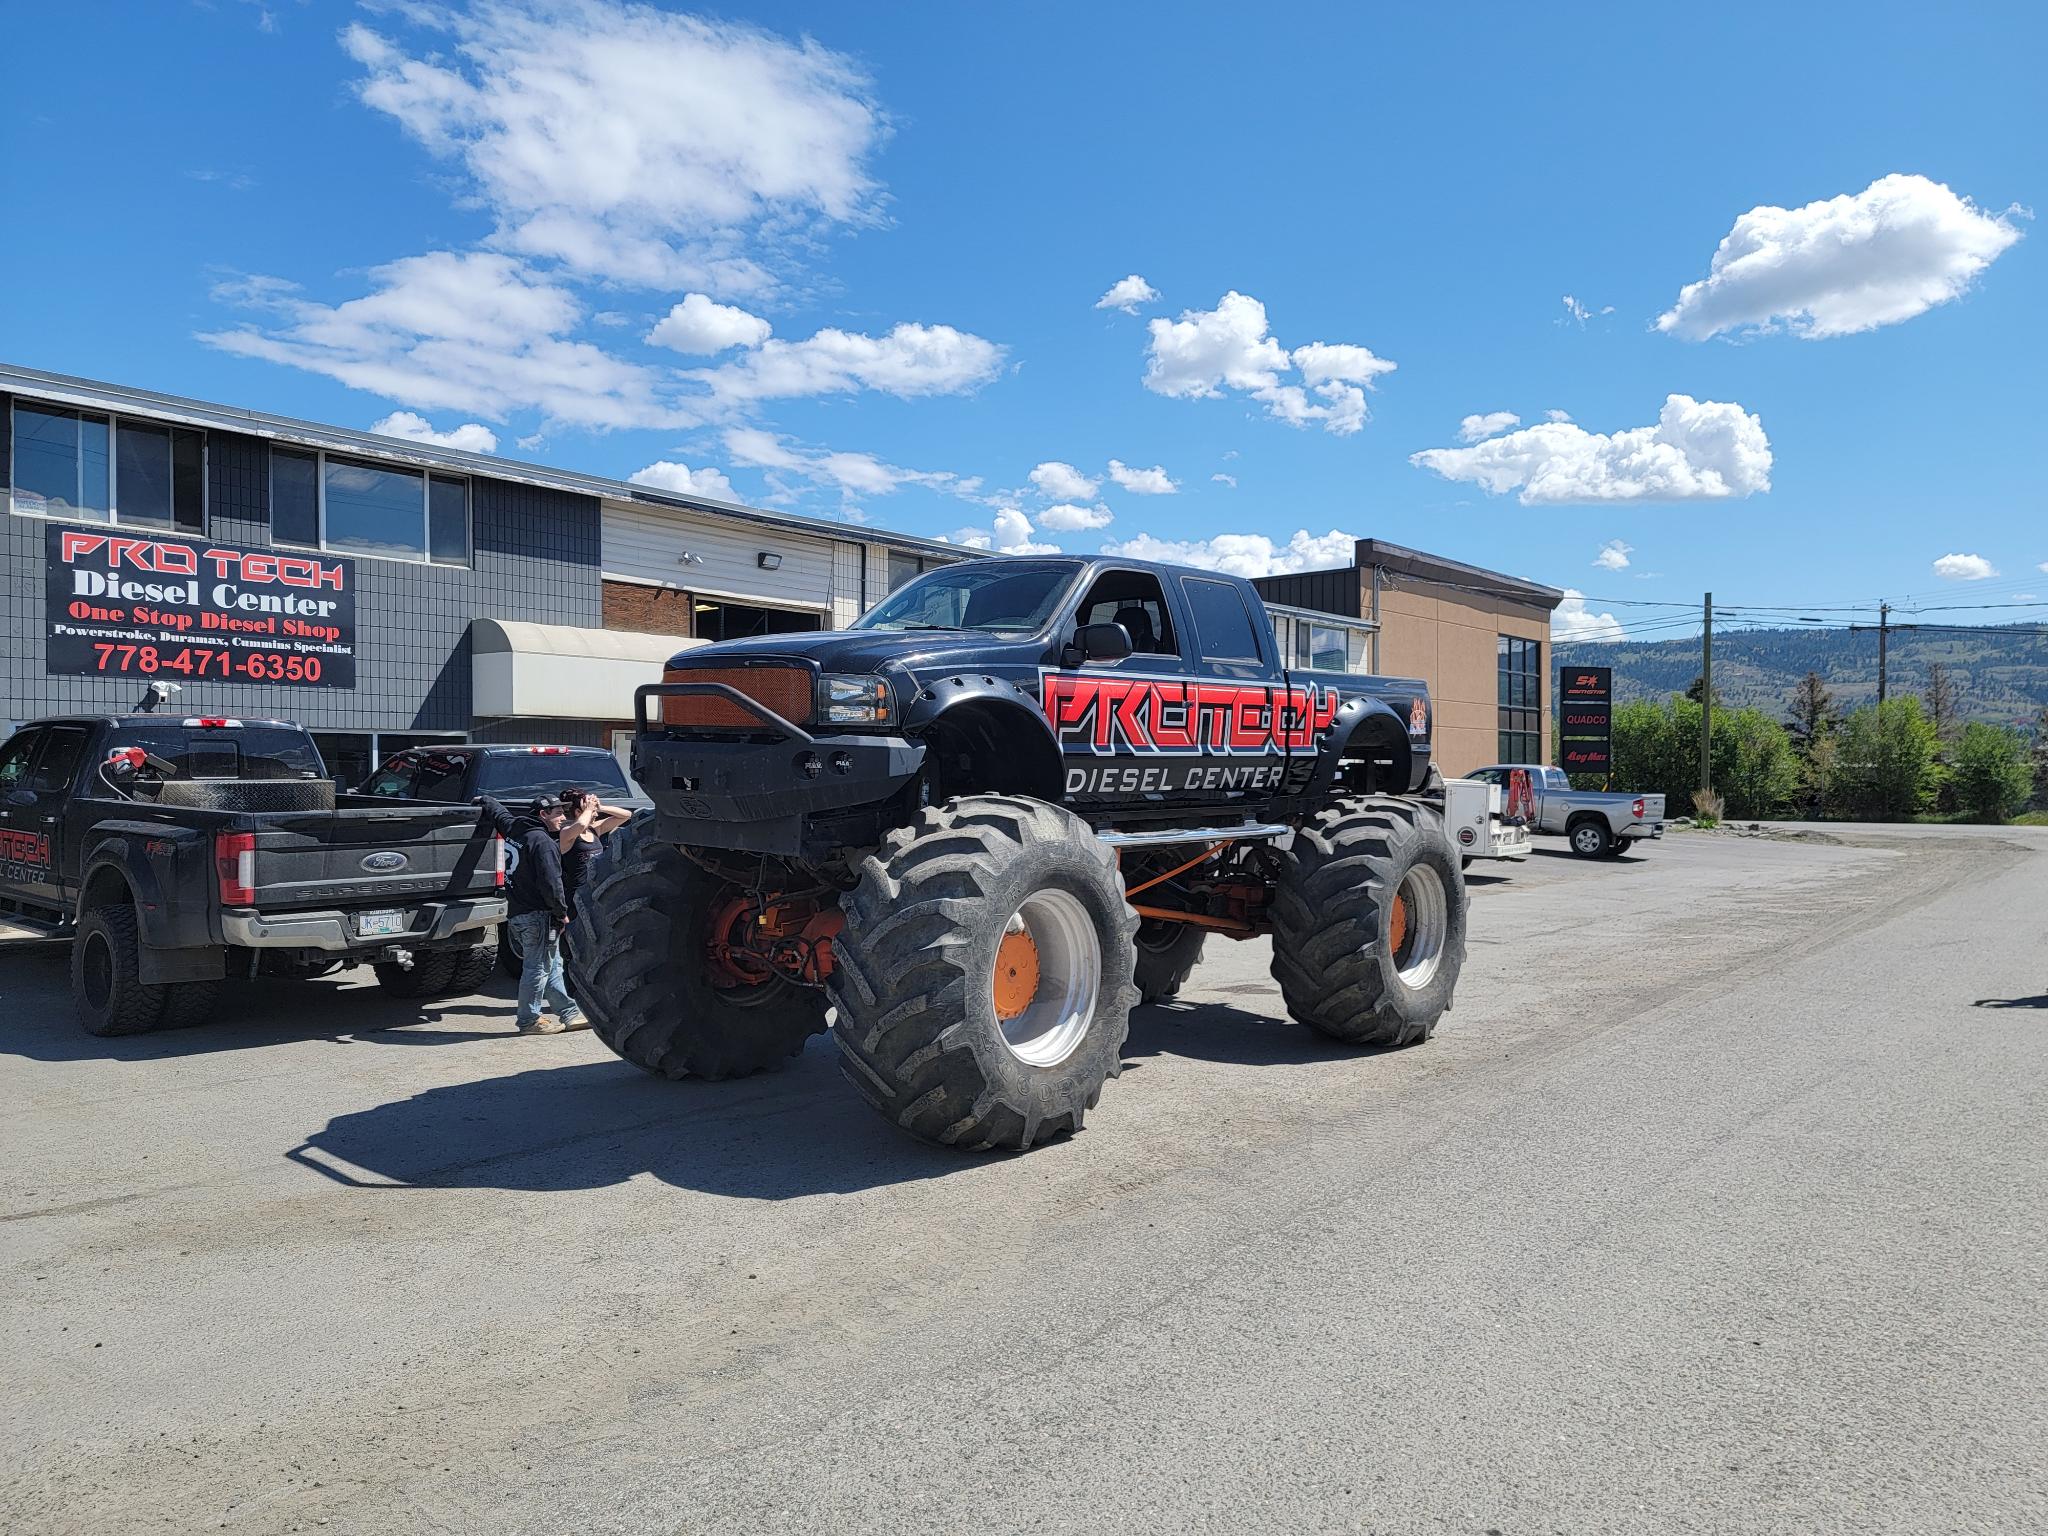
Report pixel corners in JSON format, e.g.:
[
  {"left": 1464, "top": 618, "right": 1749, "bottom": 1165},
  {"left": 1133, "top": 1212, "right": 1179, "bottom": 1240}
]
[{"left": 357, "top": 909, "right": 408, "bottom": 938}]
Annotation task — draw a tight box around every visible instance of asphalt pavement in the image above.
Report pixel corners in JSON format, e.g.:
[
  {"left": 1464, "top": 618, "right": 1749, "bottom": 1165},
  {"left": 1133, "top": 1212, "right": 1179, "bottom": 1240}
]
[{"left": 3, "top": 824, "right": 2045, "bottom": 1534}]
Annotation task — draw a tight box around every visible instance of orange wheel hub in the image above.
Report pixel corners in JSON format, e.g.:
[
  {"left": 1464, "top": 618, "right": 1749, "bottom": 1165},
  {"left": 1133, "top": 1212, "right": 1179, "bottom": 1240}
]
[
  {"left": 1388, "top": 890, "right": 1409, "bottom": 956},
  {"left": 993, "top": 926, "right": 1042, "bottom": 1021}
]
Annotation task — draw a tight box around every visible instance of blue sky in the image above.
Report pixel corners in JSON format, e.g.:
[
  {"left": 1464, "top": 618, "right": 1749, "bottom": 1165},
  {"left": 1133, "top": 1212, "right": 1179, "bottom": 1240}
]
[{"left": 4, "top": 1, "right": 2042, "bottom": 641}]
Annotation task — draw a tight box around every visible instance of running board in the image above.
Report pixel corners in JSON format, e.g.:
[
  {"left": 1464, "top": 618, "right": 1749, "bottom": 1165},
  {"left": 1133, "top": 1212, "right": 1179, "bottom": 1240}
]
[{"left": 1097, "top": 822, "right": 1292, "bottom": 848}]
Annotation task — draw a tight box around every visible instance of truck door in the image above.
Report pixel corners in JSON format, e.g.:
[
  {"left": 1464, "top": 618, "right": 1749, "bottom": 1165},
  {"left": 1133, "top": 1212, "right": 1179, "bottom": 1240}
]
[
  {"left": 23, "top": 726, "right": 92, "bottom": 910},
  {"left": 1043, "top": 567, "right": 1193, "bottom": 810},
  {"left": 1175, "top": 575, "right": 1289, "bottom": 809},
  {"left": 0, "top": 727, "right": 55, "bottom": 909}
]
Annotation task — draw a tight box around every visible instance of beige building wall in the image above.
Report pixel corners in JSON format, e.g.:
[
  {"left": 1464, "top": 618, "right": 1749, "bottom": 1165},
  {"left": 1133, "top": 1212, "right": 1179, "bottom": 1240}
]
[{"left": 1374, "top": 580, "right": 1551, "bottom": 778}]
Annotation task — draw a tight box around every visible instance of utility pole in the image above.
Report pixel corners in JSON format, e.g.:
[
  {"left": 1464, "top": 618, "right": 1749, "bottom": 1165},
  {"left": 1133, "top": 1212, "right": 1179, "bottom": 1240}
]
[
  {"left": 1877, "top": 602, "right": 1890, "bottom": 705},
  {"left": 1699, "top": 591, "right": 1713, "bottom": 796}
]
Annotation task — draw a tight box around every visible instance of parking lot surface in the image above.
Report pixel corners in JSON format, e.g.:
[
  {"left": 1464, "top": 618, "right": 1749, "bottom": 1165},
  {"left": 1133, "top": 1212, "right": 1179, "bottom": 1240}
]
[{"left": 5, "top": 826, "right": 2046, "bottom": 1534}]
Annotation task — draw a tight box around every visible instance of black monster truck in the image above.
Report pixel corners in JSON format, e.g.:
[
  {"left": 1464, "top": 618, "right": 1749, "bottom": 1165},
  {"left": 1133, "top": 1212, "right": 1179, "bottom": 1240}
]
[{"left": 566, "top": 556, "right": 1467, "bottom": 1151}]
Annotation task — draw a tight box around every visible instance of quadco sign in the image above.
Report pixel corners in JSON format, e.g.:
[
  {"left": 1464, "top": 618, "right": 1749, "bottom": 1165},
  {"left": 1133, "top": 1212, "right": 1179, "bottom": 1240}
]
[
  {"left": 44, "top": 526, "right": 357, "bottom": 689},
  {"left": 1559, "top": 665, "right": 1612, "bottom": 773}
]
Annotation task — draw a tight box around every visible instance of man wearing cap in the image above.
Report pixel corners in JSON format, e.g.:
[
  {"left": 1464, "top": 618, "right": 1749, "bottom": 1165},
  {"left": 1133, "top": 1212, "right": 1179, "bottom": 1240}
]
[{"left": 475, "top": 794, "right": 587, "bottom": 1035}]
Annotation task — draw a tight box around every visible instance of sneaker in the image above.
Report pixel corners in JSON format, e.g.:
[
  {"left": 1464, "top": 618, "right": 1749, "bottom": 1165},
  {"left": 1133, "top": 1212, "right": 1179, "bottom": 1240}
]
[
  {"left": 559, "top": 1013, "right": 591, "bottom": 1032},
  {"left": 519, "top": 1015, "right": 568, "bottom": 1035}
]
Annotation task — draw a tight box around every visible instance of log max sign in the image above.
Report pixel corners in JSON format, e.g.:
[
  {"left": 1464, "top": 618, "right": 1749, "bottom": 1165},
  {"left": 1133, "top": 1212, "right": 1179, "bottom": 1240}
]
[{"left": 44, "top": 526, "right": 359, "bottom": 689}]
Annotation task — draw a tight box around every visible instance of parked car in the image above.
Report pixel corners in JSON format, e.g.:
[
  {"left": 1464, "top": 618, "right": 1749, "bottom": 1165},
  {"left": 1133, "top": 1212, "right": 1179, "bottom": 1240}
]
[
  {"left": 358, "top": 744, "right": 650, "bottom": 975},
  {"left": 1470, "top": 763, "right": 1665, "bottom": 858},
  {"left": 0, "top": 715, "right": 506, "bottom": 1035},
  {"left": 570, "top": 553, "right": 1470, "bottom": 1153}
]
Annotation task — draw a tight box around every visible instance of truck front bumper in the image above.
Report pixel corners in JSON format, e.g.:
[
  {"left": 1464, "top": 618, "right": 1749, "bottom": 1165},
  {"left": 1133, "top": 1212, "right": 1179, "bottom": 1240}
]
[
  {"left": 632, "top": 681, "right": 924, "bottom": 856},
  {"left": 221, "top": 897, "right": 506, "bottom": 953}
]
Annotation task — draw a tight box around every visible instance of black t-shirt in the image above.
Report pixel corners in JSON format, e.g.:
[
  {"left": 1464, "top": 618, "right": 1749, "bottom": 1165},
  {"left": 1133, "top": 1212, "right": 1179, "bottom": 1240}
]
[{"left": 562, "top": 834, "right": 601, "bottom": 913}]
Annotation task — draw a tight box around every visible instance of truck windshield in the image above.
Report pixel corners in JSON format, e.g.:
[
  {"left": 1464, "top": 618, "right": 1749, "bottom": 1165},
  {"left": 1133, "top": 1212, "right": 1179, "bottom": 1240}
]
[
  {"left": 475, "top": 751, "right": 632, "bottom": 803},
  {"left": 106, "top": 724, "right": 326, "bottom": 780},
  {"left": 854, "top": 562, "right": 1076, "bottom": 634}
]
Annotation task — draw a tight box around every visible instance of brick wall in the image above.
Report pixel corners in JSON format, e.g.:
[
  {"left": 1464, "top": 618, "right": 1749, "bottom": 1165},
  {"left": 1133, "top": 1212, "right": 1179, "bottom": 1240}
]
[
  {"left": 602, "top": 579, "right": 695, "bottom": 637},
  {"left": 1, "top": 396, "right": 602, "bottom": 733}
]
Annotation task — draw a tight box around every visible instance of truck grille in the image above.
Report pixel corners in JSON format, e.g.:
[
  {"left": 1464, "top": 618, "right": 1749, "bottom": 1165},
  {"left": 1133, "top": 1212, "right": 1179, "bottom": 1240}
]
[{"left": 661, "top": 666, "right": 812, "bottom": 730}]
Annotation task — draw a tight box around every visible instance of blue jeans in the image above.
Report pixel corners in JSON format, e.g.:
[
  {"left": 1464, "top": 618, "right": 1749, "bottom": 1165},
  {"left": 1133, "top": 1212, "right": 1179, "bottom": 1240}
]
[{"left": 511, "top": 911, "right": 582, "bottom": 1027}]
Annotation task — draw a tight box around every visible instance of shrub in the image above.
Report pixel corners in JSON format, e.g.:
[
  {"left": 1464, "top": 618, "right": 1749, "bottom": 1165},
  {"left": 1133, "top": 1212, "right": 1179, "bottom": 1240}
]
[
  {"left": 1950, "top": 722, "right": 2033, "bottom": 823},
  {"left": 1827, "top": 698, "right": 1941, "bottom": 820}
]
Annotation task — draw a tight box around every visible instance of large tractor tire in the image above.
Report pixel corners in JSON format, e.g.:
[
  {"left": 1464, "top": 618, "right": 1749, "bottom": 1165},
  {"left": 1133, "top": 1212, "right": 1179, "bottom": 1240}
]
[
  {"left": 829, "top": 796, "right": 1139, "bottom": 1152},
  {"left": 565, "top": 843, "right": 827, "bottom": 1079},
  {"left": 73, "top": 904, "right": 166, "bottom": 1037},
  {"left": 1133, "top": 919, "right": 1206, "bottom": 1003},
  {"left": 1269, "top": 797, "right": 1466, "bottom": 1049}
]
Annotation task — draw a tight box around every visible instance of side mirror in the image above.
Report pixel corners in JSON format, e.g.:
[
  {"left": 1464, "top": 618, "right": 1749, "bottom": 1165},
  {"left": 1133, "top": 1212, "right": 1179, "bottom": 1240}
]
[
  {"left": 1074, "top": 622, "right": 1134, "bottom": 663},
  {"left": 4, "top": 788, "right": 35, "bottom": 809}
]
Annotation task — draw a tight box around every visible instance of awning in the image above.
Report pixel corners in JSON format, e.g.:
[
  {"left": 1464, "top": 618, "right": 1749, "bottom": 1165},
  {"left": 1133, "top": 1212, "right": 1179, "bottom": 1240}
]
[{"left": 471, "top": 618, "right": 703, "bottom": 721}]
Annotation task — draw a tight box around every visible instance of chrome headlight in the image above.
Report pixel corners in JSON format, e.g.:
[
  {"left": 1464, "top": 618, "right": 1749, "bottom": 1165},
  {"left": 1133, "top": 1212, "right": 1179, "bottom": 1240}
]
[{"left": 818, "top": 674, "right": 893, "bottom": 726}]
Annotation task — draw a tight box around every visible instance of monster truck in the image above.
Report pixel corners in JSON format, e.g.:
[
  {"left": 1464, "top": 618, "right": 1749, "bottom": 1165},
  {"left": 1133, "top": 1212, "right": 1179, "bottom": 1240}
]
[{"left": 566, "top": 555, "right": 1467, "bottom": 1152}]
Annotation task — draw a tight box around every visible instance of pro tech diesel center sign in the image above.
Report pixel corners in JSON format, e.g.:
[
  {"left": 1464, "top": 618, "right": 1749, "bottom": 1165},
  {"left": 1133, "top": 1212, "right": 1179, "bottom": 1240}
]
[
  {"left": 46, "top": 526, "right": 357, "bottom": 689},
  {"left": 1559, "top": 665, "right": 1612, "bottom": 773}
]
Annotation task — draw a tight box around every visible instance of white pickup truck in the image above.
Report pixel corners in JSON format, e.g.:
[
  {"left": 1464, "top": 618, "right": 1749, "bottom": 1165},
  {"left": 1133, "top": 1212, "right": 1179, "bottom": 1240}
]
[{"left": 1472, "top": 763, "right": 1665, "bottom": 859}]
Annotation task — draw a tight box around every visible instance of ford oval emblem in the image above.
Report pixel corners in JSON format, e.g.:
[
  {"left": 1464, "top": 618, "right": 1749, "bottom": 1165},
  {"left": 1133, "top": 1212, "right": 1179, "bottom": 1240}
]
[{"left": 362, "top": 850, "right": 409, "bottom": 873}]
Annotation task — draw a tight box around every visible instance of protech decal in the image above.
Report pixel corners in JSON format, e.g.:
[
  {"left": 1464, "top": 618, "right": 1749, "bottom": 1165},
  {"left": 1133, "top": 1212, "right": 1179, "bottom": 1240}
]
[
  {"left": 1041, "top": 672, "right": 1344, "bottom": 756},
  {"left": 0, "top": 829, "right": 52, "bottom": 873}
]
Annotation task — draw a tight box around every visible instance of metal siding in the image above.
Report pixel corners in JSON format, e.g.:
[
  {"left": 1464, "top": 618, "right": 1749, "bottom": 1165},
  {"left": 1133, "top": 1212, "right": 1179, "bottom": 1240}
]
[
  {"left": 831, "top": 541, "right": 864, "bottom": 628},
  {"left": 602, "top": 500, "right": 834, "bottom": 608},
  {"left": 1253, "top": 567, "right": 1363, "bottom": 619}
]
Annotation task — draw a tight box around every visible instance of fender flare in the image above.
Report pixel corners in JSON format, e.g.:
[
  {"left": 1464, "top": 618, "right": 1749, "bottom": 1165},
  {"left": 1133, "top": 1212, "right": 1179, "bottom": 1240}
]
[
  {"left": 77, "top": 825, "right": 214, "bottom": 951},
  {"left": 1305, "top": 697, "right": 1419, "bottom": 797},
  {"left": 900, "top": 673, "right": 1064, "bottom": 802}
]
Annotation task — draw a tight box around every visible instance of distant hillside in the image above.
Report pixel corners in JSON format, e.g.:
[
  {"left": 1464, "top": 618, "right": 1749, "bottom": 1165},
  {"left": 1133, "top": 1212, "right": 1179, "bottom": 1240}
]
[{"left": 1555, "top": 623, "right": 2048, "bottom": 727}]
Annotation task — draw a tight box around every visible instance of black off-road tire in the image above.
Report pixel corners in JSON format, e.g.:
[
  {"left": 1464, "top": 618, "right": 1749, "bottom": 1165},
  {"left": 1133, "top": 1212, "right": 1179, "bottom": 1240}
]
[
  {"left": 829, "top": 796, "right": 1139, "bottom": 1152},
  {"left": 497, "top": 920, "right": 523, "bottom": 978},
  {"left": 565, "top": 843, "right": 827, "bottom": 1079},
  {"left": 73, "top": 904, "right": 166, "bottom": 1037},
  {"left": 1269, "top": 797, "right": 1467, "bottom": 1049},
  {"left": 155, "top": 980, "right": 224, "bottom": 1032},
  {"left": 374, "top": 952, "right": 459, "bottom": 999},
  {"left": 1568, "top": 817, "right": 1613, "bottom": 859},
  {"left": 439, "top": 943, "right": 499, "bottom": 996},
  {"left": 1133, "top": 920, "right": 1206, "bottom": 1003}
]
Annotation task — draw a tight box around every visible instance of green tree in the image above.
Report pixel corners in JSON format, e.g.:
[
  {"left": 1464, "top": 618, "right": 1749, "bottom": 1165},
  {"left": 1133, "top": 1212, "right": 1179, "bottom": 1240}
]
[
  {"left": 1606, "top": 695, "right": 1798, "bottom": 819},
  {"left": 1785, "top": 671, "right": 1838, "bottom": 754},
  {"left": 1716, "top": 707, "right": 1801, "bottom": 820},
  {"left": 1828, "top": 697, "right": 1942, "bottom": 820},
  {"left": 2031, "top": 706, "right": 2048, "bottom": 810},
  {"left": 1950, "top": 722, "right": 2032, "bottom": 822}
]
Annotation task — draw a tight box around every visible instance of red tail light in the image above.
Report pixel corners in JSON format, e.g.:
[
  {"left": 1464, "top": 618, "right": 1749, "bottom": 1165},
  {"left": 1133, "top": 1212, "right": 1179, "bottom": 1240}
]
[
  {"left": 493, "top": 835, "right": 508, "bottom": 889},
  {"left": 215, "top": 831, "right": 256, "bottom": 906},
  {"left": 1631, "top": 797, "right": 1645, "bottom": 819}
]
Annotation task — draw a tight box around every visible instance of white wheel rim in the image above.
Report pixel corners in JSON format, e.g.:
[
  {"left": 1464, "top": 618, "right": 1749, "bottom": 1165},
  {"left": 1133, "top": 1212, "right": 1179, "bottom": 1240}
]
[
  {"left": 995, "top": 888, "right": 1101, "bottom": 1068},
  {"left": 1391, "top": 864, "right": 1449, "bottom": 989}
]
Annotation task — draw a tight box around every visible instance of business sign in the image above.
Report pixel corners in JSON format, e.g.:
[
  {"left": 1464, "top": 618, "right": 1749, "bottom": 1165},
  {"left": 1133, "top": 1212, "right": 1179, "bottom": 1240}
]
[
  {"left": 1559, "top": 665, "right": 1612, "bottom": 773},
  {"left": 44, "top": 525, "right": 357, "bottom": 689}
]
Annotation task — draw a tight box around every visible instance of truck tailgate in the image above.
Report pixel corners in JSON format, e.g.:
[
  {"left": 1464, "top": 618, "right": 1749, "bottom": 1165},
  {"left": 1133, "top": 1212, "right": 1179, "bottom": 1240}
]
[
  {"left": 242, "top": 808, "right": 498, "bottom": 911},
  {"left": 1641, "top": 794, "right": 1667, "bottom": 822}
]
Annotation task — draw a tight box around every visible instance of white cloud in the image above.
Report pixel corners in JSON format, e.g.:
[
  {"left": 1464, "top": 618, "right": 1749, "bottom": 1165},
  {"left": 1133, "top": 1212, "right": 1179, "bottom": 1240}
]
[
  {"left": 1211, "top": 472, "right": 1237, "bottom": 488},
  {"left": 341, "top": 4, "right": 886, "bottom": 294},
  {"left": 1458, "top": 411, "right": 1520, "bottom": 443},
  {"left": 722, "top": 426, "right": 968, "bottom": 503},
  {"left": 1029, "top": 461, "right": 1099, "bottom": 501},
  {"left": 1593, "top": 539, "right": 1633, "bottom": 571},
  {"left": 1106, "top": 460, "right": 1178, "bottom": 495},
  {"left": 1546, "top": 409, "right": 1573, "bottom": 423},
  {"left": 1095, "top": 274, "right": 1160, "bottom": 314},
  {"left": 1038, "top": 503, "right": 1114, "bottom": 532},
  {"left": 2039, "top": 562, "right": 2048, "bottom": 575},
  {"left": 1411, "top": 394, "right": 1772, "bottom": 505},
  {"left": 1657, "top": 173, "right": 2023, "bottom": 341},
  {"left": 369, "top": 410, "right": 499, "bottom": 453},
  {"left": 695, "top": 321, "right": 1004, "bottom": 404},
  {"left": 647, "top": 292, "right": 771, "bottom": 353},
  {"left": 630, "top": 459, "right": 736, "bottom": 499},
  {"left": 1932, "top": 553, "right": 1997, "bottom": 581},
  {"left": 1559, "top": 296, "right": 1612, "bottom": 327},
  {"left": 952, "top": 508, "right": 1061, "bottom": 554},
  {"left": 201, "top": 250, "right": 685, "bottom": 428},
  {"left": 1553, "top": 589, "right": 1625, "bottom": 643},
  {"left": 1142, "top": 291, "right": 1394, "bottom": 437},
  {"left": 1099, "top": 528, "right": 1356, "bottom": 580}
]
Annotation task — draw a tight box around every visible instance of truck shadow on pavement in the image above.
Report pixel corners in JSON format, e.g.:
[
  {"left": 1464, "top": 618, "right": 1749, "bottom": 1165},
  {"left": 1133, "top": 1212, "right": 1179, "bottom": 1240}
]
[
  {"left": 0, "top": 948, "right": 517, "bottom": 1062},
  {"left": 285, "top": 995, "right": 1347, "bottom": 1201},
  {"left": 1973, "top": 994, "right": 2048, "bottom": 1009}
]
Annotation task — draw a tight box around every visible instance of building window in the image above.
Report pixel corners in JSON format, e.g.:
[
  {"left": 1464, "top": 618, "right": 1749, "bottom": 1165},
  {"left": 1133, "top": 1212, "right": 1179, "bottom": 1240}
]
[
  {"left": 692, "top": 598, "right": 824, "bottom": 642},
  {"left": 1497, "top": 634, "right": 1543, "bottom": 763},
  {"left": 270, "top": 448, "right": 469, "bottom": 566},
  {"left": 10, "top": 401, "right": 204, "bottom": 531},
  {"left": 1294, "top": 620, "right": 1349, "bottom": 673},
  {"left": 887, "top": 549, "right": 925, "bottom": 592}
]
